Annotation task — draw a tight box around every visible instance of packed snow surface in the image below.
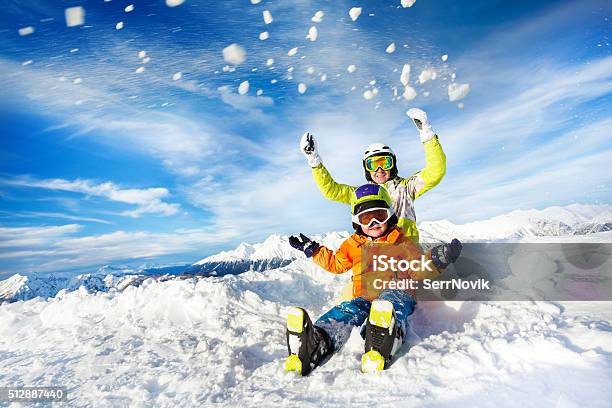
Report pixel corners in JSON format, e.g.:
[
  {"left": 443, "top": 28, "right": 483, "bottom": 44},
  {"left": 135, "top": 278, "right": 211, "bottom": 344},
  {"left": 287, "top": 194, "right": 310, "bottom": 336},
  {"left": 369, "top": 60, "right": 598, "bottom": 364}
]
[
  {"left": 1, "top": 241, "right": 610, "bottom": 406},
  {"left": 1, "top": 205, "right": 611, "bottom": 406}
]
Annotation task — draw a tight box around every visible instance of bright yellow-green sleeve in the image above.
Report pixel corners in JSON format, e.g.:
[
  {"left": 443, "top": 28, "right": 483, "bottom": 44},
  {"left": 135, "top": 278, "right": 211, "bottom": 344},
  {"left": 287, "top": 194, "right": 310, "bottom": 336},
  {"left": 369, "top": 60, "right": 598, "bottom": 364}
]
[
  {"left": 403, "top": 136, "right": 446, "bottom": 199},
  {"left": 311, "top": 164, "right": 356, "bottom": 205}
]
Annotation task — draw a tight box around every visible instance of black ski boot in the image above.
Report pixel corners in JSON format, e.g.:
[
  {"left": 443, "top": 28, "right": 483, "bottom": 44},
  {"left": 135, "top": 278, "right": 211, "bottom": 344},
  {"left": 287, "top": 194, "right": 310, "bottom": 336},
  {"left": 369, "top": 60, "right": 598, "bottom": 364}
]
[
  {"left": 285, "top": 307, "right": 332, "bottom": 376},
  {"left": 362, "top": 299, "right": 403, "bottom": 373}
]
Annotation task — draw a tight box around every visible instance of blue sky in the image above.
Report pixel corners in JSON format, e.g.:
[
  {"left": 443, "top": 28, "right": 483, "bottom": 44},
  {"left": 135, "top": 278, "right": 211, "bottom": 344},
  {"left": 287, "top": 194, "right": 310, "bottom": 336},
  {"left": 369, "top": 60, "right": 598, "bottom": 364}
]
[{"left": 0, "top": 0, "right": 610, "bottom": 276}]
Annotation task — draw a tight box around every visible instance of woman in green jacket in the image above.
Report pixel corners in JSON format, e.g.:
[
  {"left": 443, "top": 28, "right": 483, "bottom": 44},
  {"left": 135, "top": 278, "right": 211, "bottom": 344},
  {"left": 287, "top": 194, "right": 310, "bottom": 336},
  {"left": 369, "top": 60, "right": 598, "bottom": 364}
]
[{"left": 300, "top": 108, "right": 446, "bottom": 243}]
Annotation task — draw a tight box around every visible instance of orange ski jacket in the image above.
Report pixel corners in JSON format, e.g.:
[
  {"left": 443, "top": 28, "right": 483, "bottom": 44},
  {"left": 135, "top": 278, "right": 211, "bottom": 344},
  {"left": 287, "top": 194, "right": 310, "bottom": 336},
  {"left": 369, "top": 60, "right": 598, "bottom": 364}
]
[{"left": 311, "top": 226, "right": 441, "bottom": 301}]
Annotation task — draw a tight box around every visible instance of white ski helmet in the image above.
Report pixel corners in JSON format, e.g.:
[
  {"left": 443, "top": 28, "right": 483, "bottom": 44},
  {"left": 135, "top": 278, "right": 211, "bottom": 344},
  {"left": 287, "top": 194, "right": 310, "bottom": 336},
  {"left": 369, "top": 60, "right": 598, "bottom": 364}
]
[
  {"left": 362, "top": 143, "right": 398, "bottom": 182},
  {"left": 362, "top": 143, "right": 395, "bottom": 160}
]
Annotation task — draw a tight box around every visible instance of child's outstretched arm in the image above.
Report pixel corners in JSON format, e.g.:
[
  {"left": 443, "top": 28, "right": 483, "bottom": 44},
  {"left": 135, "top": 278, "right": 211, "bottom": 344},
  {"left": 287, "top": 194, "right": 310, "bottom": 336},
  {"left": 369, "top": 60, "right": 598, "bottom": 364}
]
[{"left": 288, "top": 234, "right": 352, "bottom": 274}]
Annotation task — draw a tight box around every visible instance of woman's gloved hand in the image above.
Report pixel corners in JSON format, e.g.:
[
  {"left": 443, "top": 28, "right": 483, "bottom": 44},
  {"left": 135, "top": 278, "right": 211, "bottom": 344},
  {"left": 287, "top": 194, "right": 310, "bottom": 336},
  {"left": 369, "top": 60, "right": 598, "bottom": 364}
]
[
  {"left": 299, "top": 132, "right": 323, "bottom": 168},
  {"left": 406, "top": 108, "right": 436, "bottom": 143}
]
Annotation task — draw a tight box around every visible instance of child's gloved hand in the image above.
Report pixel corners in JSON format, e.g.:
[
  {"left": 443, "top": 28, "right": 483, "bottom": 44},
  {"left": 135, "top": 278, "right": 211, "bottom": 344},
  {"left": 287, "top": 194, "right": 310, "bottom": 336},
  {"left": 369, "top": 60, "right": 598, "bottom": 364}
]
[
  {"left": 431, "top": 238, "right": 462, "bottom": 269},
  {"left": 299, "top": 132, "right": 323, "bottom": 168},
  {"left": 289, "top": 233, "right": 320, "bottom": 258},
  {"left": 406, "top": 108, "right": 436, "bottom": 143}
]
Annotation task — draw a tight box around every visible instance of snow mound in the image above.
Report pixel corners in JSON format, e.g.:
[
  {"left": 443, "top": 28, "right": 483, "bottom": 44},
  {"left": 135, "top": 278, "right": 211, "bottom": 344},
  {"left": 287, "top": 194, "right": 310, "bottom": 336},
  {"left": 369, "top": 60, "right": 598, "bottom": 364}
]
[{"left": 1, "top": 242, "right": 610, "bottom": 405}]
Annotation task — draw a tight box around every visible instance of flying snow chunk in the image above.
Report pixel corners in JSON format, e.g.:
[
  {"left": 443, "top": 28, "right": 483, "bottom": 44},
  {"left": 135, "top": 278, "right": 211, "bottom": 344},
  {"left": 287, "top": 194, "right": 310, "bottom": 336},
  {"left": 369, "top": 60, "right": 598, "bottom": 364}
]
[
  {"left": 116, "top": 21, "right": 124, "bottom": 30},
  {"left": 442, "top": 54, "right": 448, "bottom": 62},
  {"left": 73, "top": 77, "right": 82, "bottom": 84},
  {"left": 142, "top": 57, "right": 150, "bottom": 63},
  {"left": 448, "top": 83, "right": 470, "bottom": 101},
  {"left": 165, "top": 0, "right": 186, "bottom": 7},
  {"left": 403, "top": 86, "right": 417, "bottom": 100},
  {"left": 401, "top": 0, "right": 417, "bottom": 7},
  {"left": 172, "top": 72, "right": 182, "bottom": 81},
  {"left": 238, "top": 81, "right": 250, "bottom": 95},
  {"left": 288, "top": 47, "right": 298, "bottom": 56},
  {"left": 307, "top": 67, "right": 315, "bottom": 74},
  {"left": 223, "top": 43, "right": 246, "bottom": 65},
  {"left": 363, "top": 88, "right": 378, "bottom": 100},
  {"left": 18, "top": 26, "right": 35, "bottom": 36},
  {"left": 312, "top": 11, "right": 324, "bottom": 23},
  {"left": 125, "top": 4, "right": 134, "bottom": 12},
  {"left": 386, "top": 43, "right": 396, "bottom": 54},
  {"left": 271, "top": 79, "right": 278, "bottom": 84},
  {"left": 458, "top": 102, "right": 465, "bottom": 109},
  {"left": 256, "top": 89, "right": 263, "bottom": 96},
  {"left": 400, "top": 64, "right": 411, "bottom": 86},
  {"left": 347, "top": 64, "right": 356, "bottom": 73},
  {"left": 135, "top": 66, "right": 145, "bottom": 73},
  {"left": 266, "top": 58, "right": 274, "bottom": 66},
  {"left": 320, "top": 73, "right": 327, "bottom": 81},
  {"left": 65, "top": 6, "right": 85, "bottom": 27},
  {"left": 22, "top": 60, "right": 33, "bottom": 66},
  {"left": 418, "top": 68, "right": 436, "bottom": 83},
  {"left": 259, "top": 31, "right": 269, "bottom": 40},
  {"left": 349, "top": 7, "right": 362, "bottom": 21},
  {"left": 298, "top": 83, "right": 307, "bottom": 94},
  {"left": 138, "top": 50, "right": 146, "bottom": 59},
  {"left": 263, "top": 10, "right": 273, "bottom": 24},
  {"left": 250, "top": 0, "right": 262, "bottom": 4},
  {"left": 306, "top": 26, "right": 318, "bottom": 41}
]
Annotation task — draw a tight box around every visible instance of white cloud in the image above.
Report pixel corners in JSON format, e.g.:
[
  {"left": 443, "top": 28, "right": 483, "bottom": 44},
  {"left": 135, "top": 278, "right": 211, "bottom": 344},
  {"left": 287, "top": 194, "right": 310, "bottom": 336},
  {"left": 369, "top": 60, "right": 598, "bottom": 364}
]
[
  {"left": 1, "top": 176, "right": 180, "bottom": 217},
  {"left": 0, "top": 211, "right": 112, "bottom": 225},
  {"left": 0, "top": 224, "right": 240, "bottom": 273}
]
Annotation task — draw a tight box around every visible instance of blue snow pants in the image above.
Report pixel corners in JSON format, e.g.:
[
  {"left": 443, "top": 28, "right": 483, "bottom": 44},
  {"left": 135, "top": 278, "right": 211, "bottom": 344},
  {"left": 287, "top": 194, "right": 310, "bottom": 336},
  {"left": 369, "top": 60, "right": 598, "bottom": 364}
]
[{"left": 314, "top": 289, "right": 416, "bottom": 351}]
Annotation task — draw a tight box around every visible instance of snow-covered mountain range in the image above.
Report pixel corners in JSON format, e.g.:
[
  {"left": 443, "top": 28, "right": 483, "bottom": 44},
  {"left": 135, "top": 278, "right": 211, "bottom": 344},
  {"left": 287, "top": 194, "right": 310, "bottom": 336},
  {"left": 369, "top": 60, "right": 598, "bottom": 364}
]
[{"left": 1, "top": 204, "right": 610, "bottom": 305}]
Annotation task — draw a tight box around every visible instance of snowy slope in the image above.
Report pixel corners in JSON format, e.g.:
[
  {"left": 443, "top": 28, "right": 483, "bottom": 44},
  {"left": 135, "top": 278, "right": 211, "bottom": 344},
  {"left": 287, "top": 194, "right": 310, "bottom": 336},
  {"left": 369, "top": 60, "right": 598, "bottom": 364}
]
[{"left": 1, "top": 230, "right": 611, "bottom": 406}]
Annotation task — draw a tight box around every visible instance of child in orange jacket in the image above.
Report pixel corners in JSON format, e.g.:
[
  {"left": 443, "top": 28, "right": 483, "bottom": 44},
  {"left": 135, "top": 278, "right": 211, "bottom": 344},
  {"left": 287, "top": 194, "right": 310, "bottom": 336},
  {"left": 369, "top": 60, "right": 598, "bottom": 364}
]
[{"left": 286, "top": 184, "right": 462, "bottom": 375}]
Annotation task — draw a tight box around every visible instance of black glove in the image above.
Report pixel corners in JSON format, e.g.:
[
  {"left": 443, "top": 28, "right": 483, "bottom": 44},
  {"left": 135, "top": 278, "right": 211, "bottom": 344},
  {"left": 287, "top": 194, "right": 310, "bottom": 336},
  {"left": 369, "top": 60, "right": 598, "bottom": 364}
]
[
  {"left": 289, "top": 233, "right": 320, "bottom": 258},
  {"left": 431, "top": 238, "right": 462, "bottom": 269}
]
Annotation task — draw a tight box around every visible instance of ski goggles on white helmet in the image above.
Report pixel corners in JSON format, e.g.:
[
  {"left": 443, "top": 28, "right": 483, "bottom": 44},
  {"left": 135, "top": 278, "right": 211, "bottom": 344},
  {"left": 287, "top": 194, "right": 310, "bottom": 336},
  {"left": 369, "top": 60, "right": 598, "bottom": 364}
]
[
  {"left": 364, "top": 155, "right": 394, "bottom": 172},
  {"left": 351, "top": 207, "right": 394, "bottom": 228}
]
